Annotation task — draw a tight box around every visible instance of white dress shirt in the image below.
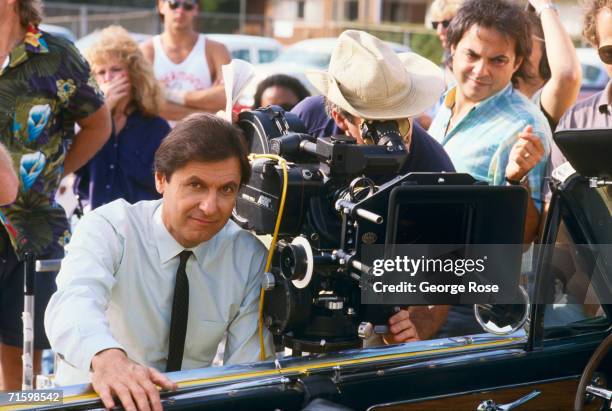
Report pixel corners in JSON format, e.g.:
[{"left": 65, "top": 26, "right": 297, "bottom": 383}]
[{"left": 45, "top": 199, "right": 273, "bottom": 386}]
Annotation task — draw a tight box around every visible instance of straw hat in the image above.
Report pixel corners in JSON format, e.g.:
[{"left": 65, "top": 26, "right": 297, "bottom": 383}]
[{"left": 306, "top": 30, "right": 445, "bottom": 120}]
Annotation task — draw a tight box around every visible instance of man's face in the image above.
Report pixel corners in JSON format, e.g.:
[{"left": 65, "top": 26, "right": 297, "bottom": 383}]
[
  {"left": 330, "top": 110, "right": 365, "bottom": 144},
  {"left": 155, "top": 158, "right": 241, "bottom": 248},
  {"left": 596, "top": 8, "right": 612, "bottom": 78},
  {"left": 158, "top": 0, "right": 198, "bottom": 32},
  {"left": 451, "top": 24, "right": 523, "bottom": 104},
  {"left": 260, "top": 86, "right": 300, "bottom": 111}
]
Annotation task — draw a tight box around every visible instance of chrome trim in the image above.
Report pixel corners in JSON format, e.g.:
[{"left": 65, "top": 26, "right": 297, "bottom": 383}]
[{"left": 47, "top": 331, "right": 526, "bottom": 404}]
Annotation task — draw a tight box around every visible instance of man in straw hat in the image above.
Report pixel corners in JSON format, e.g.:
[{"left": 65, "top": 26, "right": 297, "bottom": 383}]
[{"left": 298, "top": 30, "right": 455, "bottom": 344}]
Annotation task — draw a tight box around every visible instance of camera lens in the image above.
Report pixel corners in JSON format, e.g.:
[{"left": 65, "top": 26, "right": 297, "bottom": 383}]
[{"left": 280, "top": 244, "right": 308, "bottom": 281}]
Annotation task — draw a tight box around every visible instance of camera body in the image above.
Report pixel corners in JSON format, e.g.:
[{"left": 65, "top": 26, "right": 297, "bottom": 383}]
[
  {"left": 235, "top": 106, "right": 412, "bottom": 352},
  {"left": 234, "top": 106, "right": 526, "bottom": 353}
]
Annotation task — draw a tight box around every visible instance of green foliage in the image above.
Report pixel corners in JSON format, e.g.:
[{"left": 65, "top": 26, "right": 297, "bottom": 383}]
[{"left": 410, "top": 33, "right": 444, "bottom": 64}]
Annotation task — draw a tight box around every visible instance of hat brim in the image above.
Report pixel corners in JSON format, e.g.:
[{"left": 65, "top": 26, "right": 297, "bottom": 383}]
[{"left": 306, "top": 52, "right": 445, "bottom": 120}]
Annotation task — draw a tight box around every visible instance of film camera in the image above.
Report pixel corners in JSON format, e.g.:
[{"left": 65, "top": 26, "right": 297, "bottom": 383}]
[{"left": 234, "top": 106, "right": 526, "bottom": 353}]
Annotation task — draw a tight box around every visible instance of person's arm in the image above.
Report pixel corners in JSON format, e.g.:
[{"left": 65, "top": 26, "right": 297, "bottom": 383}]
[
  {"left": 63, "top": 104, "right": 112, "bottom": 176},
  {"left": 0, "top": 143, "right": 18, "bottom": 205},
  {"left": 44, "top": 212, "right": 175, "bottom": 410},
  {"left": 505, "top": 125, "right": 549, "bottom": 244},
  {"left": 159, "top": 100, "right": 199, "bottom": 122},
  {"left": 531, "top": 0, "right": 582, "bottom": 124},
  {"left": 182, "top": 40, "right": 231, "bottom": 113},
  {"left": 224, "top": 236, "right": 274, "bottom": 364}
]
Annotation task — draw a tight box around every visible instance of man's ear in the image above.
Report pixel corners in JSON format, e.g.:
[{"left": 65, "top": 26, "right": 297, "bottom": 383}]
[
  {"left": 513, "top": 56, "right": 524, "bottom": 74},
  {"left": 155, "top": 171, "right": 166, "bottom": 195},
  {"left": 330, "top": 109, "right": 348, "bottom": 132}
]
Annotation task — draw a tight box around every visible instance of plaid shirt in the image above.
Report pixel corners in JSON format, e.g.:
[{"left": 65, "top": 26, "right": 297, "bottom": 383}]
[{"left": 429, "top": 84, "right": 551, "bottom": 211}]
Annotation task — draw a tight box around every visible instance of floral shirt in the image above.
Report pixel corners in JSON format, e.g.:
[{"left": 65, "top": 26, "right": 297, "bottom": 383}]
[{"left": 0, "top": 25, "right": 104, "bottom": 258}]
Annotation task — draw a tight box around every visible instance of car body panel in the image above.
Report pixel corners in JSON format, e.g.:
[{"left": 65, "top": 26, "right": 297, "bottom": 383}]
[{"left": 207, "top": 34, "right": 283, "bottom": 65}]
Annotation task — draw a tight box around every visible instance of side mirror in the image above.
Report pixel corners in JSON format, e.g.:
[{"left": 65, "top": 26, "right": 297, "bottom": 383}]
[{"left": 474, "top": 286, "right": 530, "bottom": 335}]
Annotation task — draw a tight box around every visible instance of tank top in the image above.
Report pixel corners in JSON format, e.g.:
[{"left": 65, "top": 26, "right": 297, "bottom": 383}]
[{"left": 152, "top": 34, "right": 213, "bottom": 92}]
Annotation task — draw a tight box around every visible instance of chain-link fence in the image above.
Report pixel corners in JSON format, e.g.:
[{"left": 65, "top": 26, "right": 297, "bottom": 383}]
[{"left": 42, "top": 2, "right": 270, "bottom": 39}]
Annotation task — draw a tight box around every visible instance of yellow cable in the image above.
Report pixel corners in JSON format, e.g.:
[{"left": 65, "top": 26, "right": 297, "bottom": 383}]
[{"left": 247, "top": 154, "right": 289, "bottom": 361}]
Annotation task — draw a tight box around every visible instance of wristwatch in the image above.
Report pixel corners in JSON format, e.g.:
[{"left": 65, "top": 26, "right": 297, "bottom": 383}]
[
  {"left": 537, "top": 3, "right": 558, "bottom": 16},
  {"left": 506, "top": 175, "right": 529, "bottom": 186}
]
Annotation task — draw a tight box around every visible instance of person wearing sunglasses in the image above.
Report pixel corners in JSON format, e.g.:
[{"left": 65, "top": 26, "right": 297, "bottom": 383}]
[
  {"left": 429, "top": 0, "right": 464, "bottom": 51},
  {"left": 140, "top": 0, "right": 231, "bottom": 123},
  {"left": 550, "top": 0, "right": 612, "bottom": 169}
]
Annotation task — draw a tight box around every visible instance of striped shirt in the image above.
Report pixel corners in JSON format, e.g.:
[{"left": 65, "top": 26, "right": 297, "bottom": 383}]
[{"left": 429, "top": 84, "right": 552, "bottom": 211}]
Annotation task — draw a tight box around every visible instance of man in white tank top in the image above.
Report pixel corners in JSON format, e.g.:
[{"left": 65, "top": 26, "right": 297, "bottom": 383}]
[{"left": 141, "top": 0, "right": 231, "bottom": 121}]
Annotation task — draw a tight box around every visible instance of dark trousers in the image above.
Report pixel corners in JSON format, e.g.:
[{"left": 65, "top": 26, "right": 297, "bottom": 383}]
[{"left": 0, "top": 228, "right": 62, "bottom": 349}]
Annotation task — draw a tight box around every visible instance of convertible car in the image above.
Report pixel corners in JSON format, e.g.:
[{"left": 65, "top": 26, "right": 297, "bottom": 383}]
[{"left": 1, "top": 129, "right": 611, "bottom": 411}]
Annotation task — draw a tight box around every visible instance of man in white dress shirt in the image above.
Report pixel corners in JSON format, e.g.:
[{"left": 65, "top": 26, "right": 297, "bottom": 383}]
[{"left": 45, "top": 113, "right": 273, "bottom": 411}]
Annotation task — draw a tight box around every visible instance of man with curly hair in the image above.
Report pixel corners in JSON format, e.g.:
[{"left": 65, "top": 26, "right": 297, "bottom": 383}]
[
  {"left": 0, "top": 0, "right": 111, "bottom": 389},
  {"left": 555, "top": 0, "right": 611, "bottom": 133}
]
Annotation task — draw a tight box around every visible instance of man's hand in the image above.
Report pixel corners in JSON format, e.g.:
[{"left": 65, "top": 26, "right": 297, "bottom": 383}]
[
  {"left": 99, "top": 75, "right": 130, "bottom": 112},
  {"left": 506, "top": 125, "right": 545, "bottom": 182},
  {"left": 383, "top": 309, "right": 421, "bottom": 344},
  {"left": 91, "top": 348, "right": 177, "bottom": 411},
  {"left": 528, "top": 0, "right": 554, "bottom": 12}
]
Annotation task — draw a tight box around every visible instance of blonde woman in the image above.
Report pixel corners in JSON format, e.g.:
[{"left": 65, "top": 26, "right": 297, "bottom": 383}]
[
  {"left": 78, "top": 25, "right": 170, "bottom": 209},
  {"left": 430, "top": 0, "right": 464, "bottom": 50}
]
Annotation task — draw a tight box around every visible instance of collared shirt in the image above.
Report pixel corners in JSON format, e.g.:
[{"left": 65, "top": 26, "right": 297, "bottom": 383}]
[
  {"left": 45, "top": 199, "right": 273, "bottom": 386},
  {"left": 552, "top": 80, "right": 612, "bottom": 169},
  {"left": 76, "top": 111, "right": 170, "bottom": 209},
  {"left": 0, "top": 25, "right": 104, "bottom": 258},
  {"left": 429, "top": 84, "right": 552, "bottom": 211}
]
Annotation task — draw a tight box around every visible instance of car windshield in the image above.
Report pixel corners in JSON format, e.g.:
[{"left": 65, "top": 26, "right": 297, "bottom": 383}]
[{"left": 275, "top": 49, "right": 331, "bottom": 68}]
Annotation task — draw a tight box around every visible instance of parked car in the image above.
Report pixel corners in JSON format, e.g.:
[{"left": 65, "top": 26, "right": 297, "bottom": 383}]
[
  {"left": 7, "top": 130, "right": 612, "bottom": 411},
  {"left": 207, "top": 33, "right": 283, "bottom": 65},
  {"left": 577, "top": 47, "right": 610, "bottom": 101},
  {"left": 243, "top": 37, "right": 412, "bottom": 106},
  {"left": 39, "top": 24, "right": 77, "bottom": 43}
]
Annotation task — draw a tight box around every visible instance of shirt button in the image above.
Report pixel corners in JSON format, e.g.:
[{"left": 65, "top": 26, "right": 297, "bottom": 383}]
[
  {"left": 109, "top": 164, "right": 115, "bottom": 170},
  {"left": 105, "top": 184, "right": 111, "bottom": 190}
]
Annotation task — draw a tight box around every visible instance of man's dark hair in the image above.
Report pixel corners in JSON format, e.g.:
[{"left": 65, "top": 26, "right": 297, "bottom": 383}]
[
  {"left": 446, "top": 0, "right": 532, "bottom": 85},
  {"left": 526, "top": 12, "right": 551, "bottom": 83},
  {"left": 253, "top": 74, "right": 311, "bottom": 110},
  {"left": 154, "top": 113, "right": 251, "bottom": 184}
]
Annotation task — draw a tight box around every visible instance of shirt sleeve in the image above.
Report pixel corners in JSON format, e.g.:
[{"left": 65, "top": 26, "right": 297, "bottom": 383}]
[
  {"left": 63, "top": 45, "right": 105, "bottom": 121},
  {"left": 223, "top": 237, "right": 274, "bottom": 364},
  {"left": 44, "top": 211, "right": 125, "bottom": 372}
]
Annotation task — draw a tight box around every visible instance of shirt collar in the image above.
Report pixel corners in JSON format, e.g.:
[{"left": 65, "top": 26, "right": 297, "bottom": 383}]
[
  {"left": 444, "top": 83, "right": 513, "bottom": 110},
  {"left": 153, "top": 202, "right": 220, "bottom": 265},
  {"left": 5, "top": 24, "right": 49, "bottom": 71},
  {"left": 597, "top": 80, "right": 612, "bottom": 114}
]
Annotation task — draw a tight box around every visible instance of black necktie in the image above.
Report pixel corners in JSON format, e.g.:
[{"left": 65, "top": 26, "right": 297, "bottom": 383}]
[{"left": 166, "top": 250, "right": 192, "bottom": 372}]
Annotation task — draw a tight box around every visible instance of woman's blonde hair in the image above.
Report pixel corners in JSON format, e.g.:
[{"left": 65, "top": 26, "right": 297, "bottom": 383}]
[
  {"left": 17, "top": 0, "right": 43, "bottom": 27},
  {"left": 582, "top": 0, "right": 612, "bottom": 46},
  {"left": 85, "top": 25, "right": 162, "bottom": 117},
  {"left": 430, "top": 0, "right": 464, "bottom": 20}
]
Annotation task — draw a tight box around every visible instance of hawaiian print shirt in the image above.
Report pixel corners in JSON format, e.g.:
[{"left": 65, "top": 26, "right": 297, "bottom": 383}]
[{"left": 0, "top": 24, "right": 104, "bottom": 258}]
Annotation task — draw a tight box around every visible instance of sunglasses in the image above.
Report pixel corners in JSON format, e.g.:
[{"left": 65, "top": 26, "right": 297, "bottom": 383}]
[
  {"left": 431, "top": 20, "right": 451, "bottom": 30},
  {"left": 599, "top": 45, "right": 612, "bottom": 65},
  {"left": 166, "top": 0, "right": 196, "bottom": 11}
]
